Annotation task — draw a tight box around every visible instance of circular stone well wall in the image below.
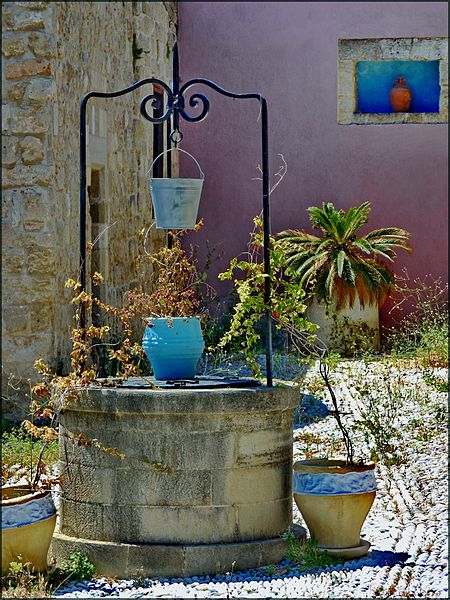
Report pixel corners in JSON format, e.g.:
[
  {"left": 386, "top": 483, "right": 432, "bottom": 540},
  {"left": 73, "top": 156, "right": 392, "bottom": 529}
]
[{"left": 52, "top": 385, "right": 305, "bottom": 578}]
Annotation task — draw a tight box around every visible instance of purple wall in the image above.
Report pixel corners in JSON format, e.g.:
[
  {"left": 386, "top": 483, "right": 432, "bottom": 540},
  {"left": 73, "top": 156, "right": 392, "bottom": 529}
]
[{"left": 178, "top": 2, "right": 448, "bottom": 323}]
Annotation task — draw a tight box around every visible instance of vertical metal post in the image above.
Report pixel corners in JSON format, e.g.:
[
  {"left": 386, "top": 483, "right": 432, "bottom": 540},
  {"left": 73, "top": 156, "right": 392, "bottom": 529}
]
[
  {"left": 166, "top": 114, "right": 172, "bottom": 178},
  {"left": 79, "top": 97, "right": 88, "bottom": 331},
  {"left": 166, "top": 113, "right": 173, "bottom": 250},
  {"left": 172, "top": 42, "right": 180, "bottom": 139},
  {"left": 261, "top": 98, "right": 273, "bottom": 387}
]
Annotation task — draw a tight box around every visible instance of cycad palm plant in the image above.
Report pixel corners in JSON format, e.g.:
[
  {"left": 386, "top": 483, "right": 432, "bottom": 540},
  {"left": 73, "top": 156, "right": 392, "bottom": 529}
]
[{"left": 277, "top": 202, "right": 412, "bottom": 310}]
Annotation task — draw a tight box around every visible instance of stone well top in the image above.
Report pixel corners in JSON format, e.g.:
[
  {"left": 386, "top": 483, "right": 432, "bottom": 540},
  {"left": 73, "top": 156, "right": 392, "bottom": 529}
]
[{"left": 70, "top": 384, "right": 299, "bottom": 415}]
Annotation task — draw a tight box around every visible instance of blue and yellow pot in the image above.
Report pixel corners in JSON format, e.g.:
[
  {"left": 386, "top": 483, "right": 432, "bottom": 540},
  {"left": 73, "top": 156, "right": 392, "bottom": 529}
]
[
  {"left": 293, "top": 458, "right": 376, "bottom": 558},
  {"left": 2, "top": 485, "right": 57, "bottom": 574}
]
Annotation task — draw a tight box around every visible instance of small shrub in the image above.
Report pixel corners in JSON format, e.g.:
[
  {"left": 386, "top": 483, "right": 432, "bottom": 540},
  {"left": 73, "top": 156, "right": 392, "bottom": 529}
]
[
  {"left": 59, "top": 550, "right": 96, "bottom": 581},
  {"left": 351, "top": 368, "right": 409, "bottom": 466},
  {"left": 330, "top": 317, "right": 379, "bottom": 359},
  {"left": 385, "top": 273, "right": 448, "bottom": 368},
  {"left": 218, "top": 215, "right": 316, "bottom": 375}
]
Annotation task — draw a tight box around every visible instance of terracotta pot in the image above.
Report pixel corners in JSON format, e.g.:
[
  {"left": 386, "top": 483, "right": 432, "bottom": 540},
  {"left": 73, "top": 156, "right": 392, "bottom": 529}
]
[
  {"left": 1, "top": 485, "right": 57, "bottom": 574},
  {"left": 390, "top": 77, "right": 412, "bottom": 113},
  {"left": 293, "top": 458, "right": 376, "bottom": 558}
]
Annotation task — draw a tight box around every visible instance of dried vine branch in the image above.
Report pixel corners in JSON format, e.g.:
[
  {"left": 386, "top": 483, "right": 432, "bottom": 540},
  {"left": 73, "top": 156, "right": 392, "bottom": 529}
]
[
  {"left": 283, "top": 323, "right": 354, "bottom": 465},
  {"left": 318, "top": 357, "right": 354, "bottom": 464}
]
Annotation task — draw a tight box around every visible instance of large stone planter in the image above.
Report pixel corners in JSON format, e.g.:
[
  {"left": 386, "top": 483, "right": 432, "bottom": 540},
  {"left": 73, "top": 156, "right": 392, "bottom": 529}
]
[
  {"left": 52, "top": 385, "right": 305, "bottom": 578},
  {"left": 307, "top": 297, "right": 380, "bottom": 353}
]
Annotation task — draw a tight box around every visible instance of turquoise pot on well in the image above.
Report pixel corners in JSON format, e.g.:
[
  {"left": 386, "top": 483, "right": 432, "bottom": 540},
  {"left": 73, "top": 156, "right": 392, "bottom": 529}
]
[{"left": 142, "top": 317, "right": 205, "bottom": 380}]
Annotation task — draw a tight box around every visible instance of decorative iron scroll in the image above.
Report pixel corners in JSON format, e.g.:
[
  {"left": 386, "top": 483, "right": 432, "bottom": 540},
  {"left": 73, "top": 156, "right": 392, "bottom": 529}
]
[{"left": 79, "top": 43, "right": 273, "bottom": 385}]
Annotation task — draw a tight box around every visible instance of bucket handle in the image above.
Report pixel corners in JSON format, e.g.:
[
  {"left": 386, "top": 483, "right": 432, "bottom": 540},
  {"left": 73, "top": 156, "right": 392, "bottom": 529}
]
[{"left": 147, "top": 148, "right": 205, "bottom": 180}]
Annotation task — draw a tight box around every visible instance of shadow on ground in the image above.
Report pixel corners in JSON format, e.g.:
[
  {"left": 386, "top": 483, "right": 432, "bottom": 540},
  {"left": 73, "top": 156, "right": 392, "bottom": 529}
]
[
  {"left": 250, "top": 550, "right": 412, "bottom": 580},
  {"left": 367, "top": 549, "right": 410, "bottom": 566},
  {"left": 294, "top": 393, "right": 330, "bottom": 428}
]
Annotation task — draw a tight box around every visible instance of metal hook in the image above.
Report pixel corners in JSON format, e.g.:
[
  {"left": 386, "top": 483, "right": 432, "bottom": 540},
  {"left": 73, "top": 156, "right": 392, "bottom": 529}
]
[{"left": 170, "top": 129, "right": 183, "bottom": 146}]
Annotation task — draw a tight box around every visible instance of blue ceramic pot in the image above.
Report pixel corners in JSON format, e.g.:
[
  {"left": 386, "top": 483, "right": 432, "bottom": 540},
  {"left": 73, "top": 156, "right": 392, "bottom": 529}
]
[{"left": 142, "top": 317, "right": 205, "bottom": 380}]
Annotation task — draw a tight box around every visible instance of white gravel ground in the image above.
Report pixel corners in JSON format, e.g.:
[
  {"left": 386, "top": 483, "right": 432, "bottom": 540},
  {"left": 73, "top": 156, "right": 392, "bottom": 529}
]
[{"left": 12, "top": 359, "right": 450, "bottom": 598}]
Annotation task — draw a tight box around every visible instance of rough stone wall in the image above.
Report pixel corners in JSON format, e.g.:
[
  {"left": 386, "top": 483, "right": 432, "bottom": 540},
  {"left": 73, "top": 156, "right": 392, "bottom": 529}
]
[
  {"left": 2, "top": 1, "right": 177, "bottom": 418},
  {"left": 2, "top": 0, "right": 58, "bottom": 415}
]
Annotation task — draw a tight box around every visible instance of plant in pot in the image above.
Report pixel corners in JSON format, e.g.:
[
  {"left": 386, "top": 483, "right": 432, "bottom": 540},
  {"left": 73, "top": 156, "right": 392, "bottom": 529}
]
[
  {"left": 291, "top": 350, "right": 379, "bottom": 559},
  {"left": 1, "top": 404, "right": 58, "bottom": 576},
  {"left": 217, "top": 216, "right": 395, "bottom": 559},
  {"left": 277, "top": 201, "right": 412, "bottom": 354},
  {"left": 126, "top": 221, "right": 215, "bottom": 380}
]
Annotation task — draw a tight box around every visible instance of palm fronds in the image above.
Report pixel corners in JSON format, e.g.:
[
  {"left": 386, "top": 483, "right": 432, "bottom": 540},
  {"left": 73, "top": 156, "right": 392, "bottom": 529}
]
[{"left": 277, "top": 202, "right": 412, "bottom": 308}]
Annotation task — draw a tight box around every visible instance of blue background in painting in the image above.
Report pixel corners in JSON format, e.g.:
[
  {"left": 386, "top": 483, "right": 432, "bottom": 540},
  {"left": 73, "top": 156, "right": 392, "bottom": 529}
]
[{"left": 356, "top": 60, "right": 440, "bottom": 113}]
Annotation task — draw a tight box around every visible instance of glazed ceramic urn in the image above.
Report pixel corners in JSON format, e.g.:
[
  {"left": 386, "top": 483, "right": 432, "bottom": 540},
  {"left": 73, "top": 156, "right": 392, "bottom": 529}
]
[{"left": 142, "top": 317, "right": 205, "bottom": 380}]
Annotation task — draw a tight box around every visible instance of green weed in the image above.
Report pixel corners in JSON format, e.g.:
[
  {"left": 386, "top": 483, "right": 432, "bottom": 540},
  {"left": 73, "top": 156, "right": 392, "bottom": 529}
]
[
  {"left": 422, "top": 369, "right": 448, "bottom": 393},
  {"left": 260, "top": 564, "right": 291, "bottom": 576},
  {"left": 58, "top": 550, "right": 96, "bottom": 581},
  {"left": 1, "top": 561, "right": 51, "bottom": 599},
  {"left": 1, "top": 551, "right": 96, "bottom": 599},
  {"left": 282, "top": 529, "right": 343, "bottom": 570}
]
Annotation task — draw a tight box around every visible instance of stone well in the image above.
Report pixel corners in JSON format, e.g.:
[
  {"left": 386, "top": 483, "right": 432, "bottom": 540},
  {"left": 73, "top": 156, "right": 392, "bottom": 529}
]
[{"left": 52, "top": 384, "right": 305, "bottom": 578}]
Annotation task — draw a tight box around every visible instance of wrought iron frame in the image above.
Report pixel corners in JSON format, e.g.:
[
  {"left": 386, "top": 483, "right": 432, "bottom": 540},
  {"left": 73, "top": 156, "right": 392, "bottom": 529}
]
[{"left": 79, "top": 43, "right": 273, "bottom": 386}]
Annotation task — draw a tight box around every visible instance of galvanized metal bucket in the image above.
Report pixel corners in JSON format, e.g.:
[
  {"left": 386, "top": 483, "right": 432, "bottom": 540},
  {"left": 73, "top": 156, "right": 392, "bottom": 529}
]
[{"left": 147, "top": 148, "right": 204, "bottom": 230}]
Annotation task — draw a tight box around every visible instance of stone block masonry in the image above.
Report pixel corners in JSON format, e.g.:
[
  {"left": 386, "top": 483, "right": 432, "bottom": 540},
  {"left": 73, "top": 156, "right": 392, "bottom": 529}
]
[
  {"left": 2, "top": 2, "right": 177, "bottom": 418},
  {"left": 53, "top": 385, "right": 306, "bottom": 578}
]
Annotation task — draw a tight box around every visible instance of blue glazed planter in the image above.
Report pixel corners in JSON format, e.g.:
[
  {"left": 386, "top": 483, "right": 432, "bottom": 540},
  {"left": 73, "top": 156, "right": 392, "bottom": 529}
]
[{"left": 142, "top": 317, "right": 205, "bottom": 380}]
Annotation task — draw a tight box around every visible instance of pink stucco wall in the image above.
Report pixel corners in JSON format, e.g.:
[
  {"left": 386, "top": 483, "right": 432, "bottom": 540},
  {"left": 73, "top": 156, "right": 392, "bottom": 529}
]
[{"left": 178, "top": 2, "right": 448, "bottom": 324}]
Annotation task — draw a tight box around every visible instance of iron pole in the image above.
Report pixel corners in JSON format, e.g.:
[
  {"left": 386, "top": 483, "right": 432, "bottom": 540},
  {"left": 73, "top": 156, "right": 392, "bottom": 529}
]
[
  {"left": 79, "top": 97, "right": 88, "bottom": 331},
  {"left": 261, "top": 98, "right": 273, "bottom": 387}
]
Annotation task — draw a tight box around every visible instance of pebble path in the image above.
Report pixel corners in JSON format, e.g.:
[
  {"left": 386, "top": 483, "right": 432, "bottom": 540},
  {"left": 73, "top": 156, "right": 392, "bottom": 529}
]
[{"left": 49, "top": 360, "right": 448, "bottom": 598}]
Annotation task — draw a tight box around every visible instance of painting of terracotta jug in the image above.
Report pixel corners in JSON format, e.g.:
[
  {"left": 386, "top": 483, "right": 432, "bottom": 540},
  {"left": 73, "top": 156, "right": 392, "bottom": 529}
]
[{"left": 390, "top": 77, "right": 412, "bottom": 112}]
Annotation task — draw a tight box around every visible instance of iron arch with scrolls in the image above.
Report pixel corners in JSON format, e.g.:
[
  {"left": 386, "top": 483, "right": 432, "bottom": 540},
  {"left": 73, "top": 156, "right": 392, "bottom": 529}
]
[{"left": 79, "top": 43, "right": 273, "bottom": 385}]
